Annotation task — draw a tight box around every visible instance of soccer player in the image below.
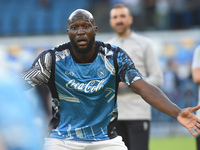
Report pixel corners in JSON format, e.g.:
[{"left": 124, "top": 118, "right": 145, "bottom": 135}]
[
  {"left": 108, "top": 4, "right": 163, "bottom": 150},
  {"left": 21, "top": 9, "right": 200, "bottom": 150},
  {"left": 192, "top": 45, "right": 200, "bottom": 150}
]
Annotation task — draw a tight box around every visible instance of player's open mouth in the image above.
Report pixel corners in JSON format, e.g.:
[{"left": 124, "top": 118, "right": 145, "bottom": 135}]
[
  {"left": 77, "top": 38, "right": 87, "bottom": 46},
  {"left": 78, "top": 40, "right": 87, "bottom": 45}
]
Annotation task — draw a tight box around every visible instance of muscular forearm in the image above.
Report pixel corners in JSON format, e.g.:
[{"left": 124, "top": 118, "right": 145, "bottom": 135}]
[{"left": 130, "top": 79, "right": 181, "bottom": 119}]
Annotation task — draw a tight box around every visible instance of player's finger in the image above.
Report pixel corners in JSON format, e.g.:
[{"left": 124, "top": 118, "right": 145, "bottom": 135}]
[
  {"left": 188, "top": 128, "right": 196, "bottom": 137},
  {"left": 191, "top": 105, "right": 200, "bottom": 112},
  {"left": 193, "top": 126, "right": 200, "bottom": 135},
  {"left": 195, "top": 121, "right": 200, "bottom": 128}
]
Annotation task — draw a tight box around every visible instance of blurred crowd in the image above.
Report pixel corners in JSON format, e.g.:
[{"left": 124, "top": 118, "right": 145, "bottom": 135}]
[
  {"left": 0, "top": 0, "right": 200, "bottom": 36},
  {"left": 108, "top": 0, "right": 200, "bottom": 30},
  {"left": 153, "top": 37, "right": 200, "bottom": 122}
]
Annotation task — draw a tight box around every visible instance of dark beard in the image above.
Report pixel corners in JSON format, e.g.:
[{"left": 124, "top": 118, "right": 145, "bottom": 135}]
[{"left": 70, "top": 35, "right": 95, "bottom": 54}]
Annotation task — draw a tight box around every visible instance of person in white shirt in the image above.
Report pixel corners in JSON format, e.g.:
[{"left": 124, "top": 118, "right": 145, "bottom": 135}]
[
  {"left": 192, "top": 45, "right": 200, "bottom": 150},
  {"left": 109, "top": 4, "right": 163, "bottom": 150}
]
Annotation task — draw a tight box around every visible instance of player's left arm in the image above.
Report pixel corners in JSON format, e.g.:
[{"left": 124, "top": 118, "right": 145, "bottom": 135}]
[{"left": 130, "top": 79, "right": 200, "bottom": 137}]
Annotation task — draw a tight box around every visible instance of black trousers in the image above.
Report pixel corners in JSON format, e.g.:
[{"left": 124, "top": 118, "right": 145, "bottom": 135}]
[
  {"left": 116, "top": 120, "right": 150, "bottom": 150},
  {"left": 196, "top": 134, "right": 200, "bottom": 150}
]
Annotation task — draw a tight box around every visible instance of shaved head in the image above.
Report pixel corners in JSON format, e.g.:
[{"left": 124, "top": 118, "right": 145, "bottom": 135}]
[
  {"left": 67, "top": 9, "right": 98, "bottom": 57},
  {"left": 68, "top": 9, "right": 95, "bottom": 26}
]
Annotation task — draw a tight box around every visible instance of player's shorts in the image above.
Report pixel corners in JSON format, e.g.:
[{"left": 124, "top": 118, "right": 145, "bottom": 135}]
[{"left": 43, "top": 136, "right": 128, "bottom": 150}]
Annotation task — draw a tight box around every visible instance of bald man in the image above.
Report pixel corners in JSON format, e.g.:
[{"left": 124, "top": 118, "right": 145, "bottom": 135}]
[{"left": 22, "top": 9, "right": 200, "bottom": 150}]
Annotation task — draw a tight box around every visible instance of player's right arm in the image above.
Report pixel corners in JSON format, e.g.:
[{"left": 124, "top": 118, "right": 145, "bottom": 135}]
[
  {"left": 21, "top": 51, "right": 52, "bottom": 89},
  {"left": 115, "top": 45, "right": 200, "bottom": 137}
]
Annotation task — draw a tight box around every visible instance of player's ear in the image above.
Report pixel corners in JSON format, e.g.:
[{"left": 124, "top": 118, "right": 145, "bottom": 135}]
[
  {"left": 129, "top": 16, "right": 133, "bottom": 25},
  {"left": 94, "top": 26, "right": 98, "bottom": 35},
  {"left": 67, "top": 29, "right": 69, "bottom": 35}
]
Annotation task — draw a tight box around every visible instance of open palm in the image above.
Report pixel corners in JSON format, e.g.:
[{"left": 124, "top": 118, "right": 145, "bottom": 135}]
[{"left": 177, "top": 105, "right": 200, "bottom": 137}]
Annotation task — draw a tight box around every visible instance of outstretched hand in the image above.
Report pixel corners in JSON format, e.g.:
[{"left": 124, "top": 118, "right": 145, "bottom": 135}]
[{"left": 177, "top": 105, "right": 200, "bottom": 137}]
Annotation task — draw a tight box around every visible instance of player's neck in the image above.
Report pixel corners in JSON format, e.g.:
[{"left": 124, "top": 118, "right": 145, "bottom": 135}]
[
  {"left": 73, "top": 45, "right": 96, "bottom": 63},
  {"left": 116, "top": 28, "right": 131, "bottom": 38}
]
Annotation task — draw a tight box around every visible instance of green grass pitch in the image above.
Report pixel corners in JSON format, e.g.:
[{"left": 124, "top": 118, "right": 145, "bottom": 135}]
[{"left": 149, "top": 136, "right": 196, "bottom": 150}]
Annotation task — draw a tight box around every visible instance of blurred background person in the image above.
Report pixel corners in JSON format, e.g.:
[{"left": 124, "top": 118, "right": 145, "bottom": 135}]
[
  {"left": 108, "top": 4, "right": 163, "bottom": 150},
  {"left": 192, "top": 45, "right": 200, "bottom": 150},
  {"left": 0, "top": 67, "right": 46, "bottom": 150},
  {"left": 0, "top": 40, "right": 49, "bottom": 150}
]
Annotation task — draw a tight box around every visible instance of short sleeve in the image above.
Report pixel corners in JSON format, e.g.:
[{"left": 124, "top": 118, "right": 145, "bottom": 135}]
[
  {"left": 117, "top": 48, "right": 144, "bottom": 86},
  {"left": 21, "top": 50, "right": 52, "bottom": 86}
]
